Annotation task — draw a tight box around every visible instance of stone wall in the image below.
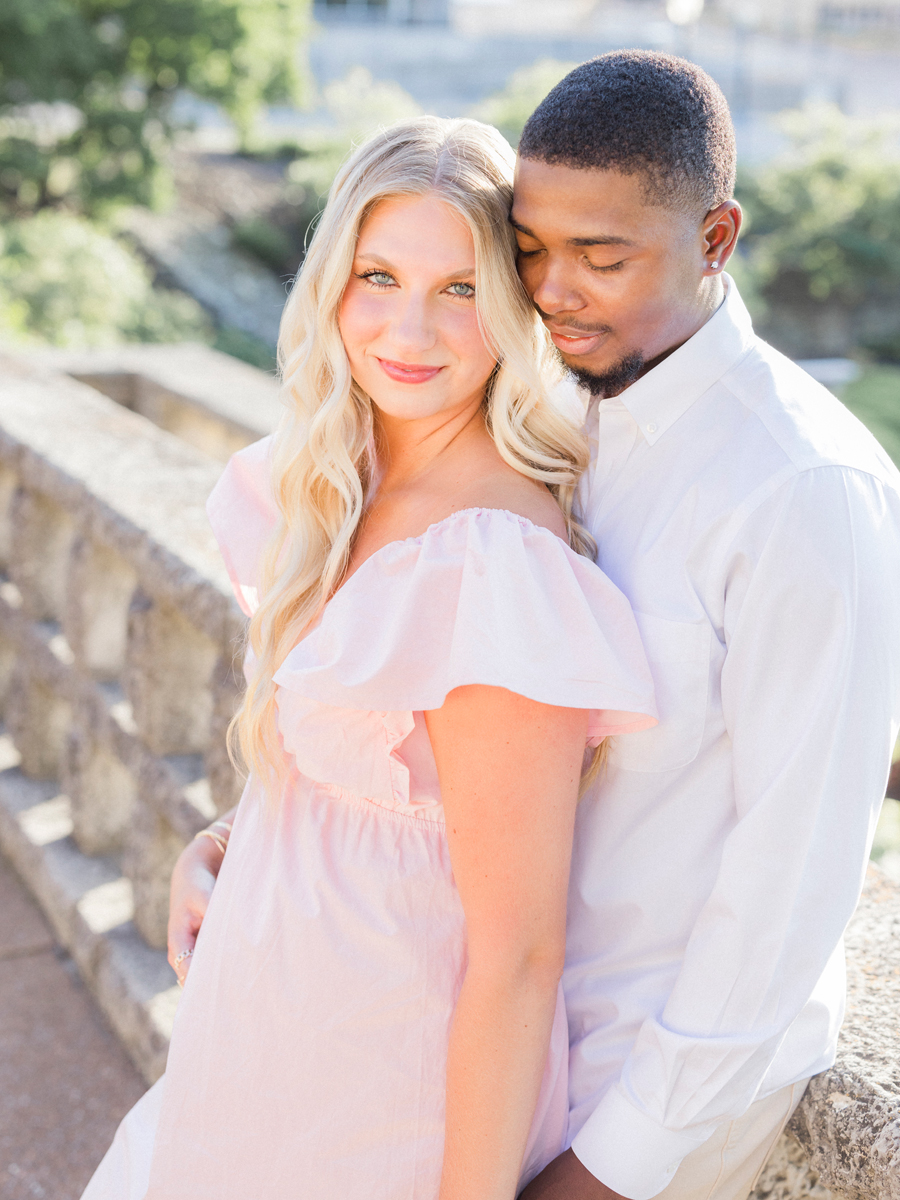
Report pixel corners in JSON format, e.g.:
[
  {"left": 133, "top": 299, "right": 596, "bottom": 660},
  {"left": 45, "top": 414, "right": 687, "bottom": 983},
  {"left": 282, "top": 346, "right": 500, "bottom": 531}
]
[
  {"left": 751, "top": 865, "right": 900, "bottom": 1200},
  {"left": 0, "top": 346, "right": 897, "bottom": 1197},
  {"left": 0, "top": 346, "right": 277, "bottom": 1079}
]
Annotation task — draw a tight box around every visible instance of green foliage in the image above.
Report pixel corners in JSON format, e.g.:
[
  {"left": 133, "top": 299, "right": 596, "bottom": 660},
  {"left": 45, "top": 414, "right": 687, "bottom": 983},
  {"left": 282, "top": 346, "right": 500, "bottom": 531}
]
[
  {"left": 0, "top": 209, "right": 211, "bottom": 346},
  {"left": 212, "top": 325, "right": 276, "bottom": 371},
  {"left": 469, "top": 59, "right": 577, "bottom": 148},
  {"left": 283, "top": 67, "right": 422, "bottom": 204},
  {"left": 232, "top": 215, "right": 294, "bottom": 273},
  {"left": 736, "top": 104, "right": 900, "bottom": 313},
  {"left": 0, "top": 0, "right": 310, "bottom": 215},
  {"left": 836, "top": 365, "right": 900, "bottom": 467},
  {"left": 871, "top": 797, "right": 900, "bottom": 866}
]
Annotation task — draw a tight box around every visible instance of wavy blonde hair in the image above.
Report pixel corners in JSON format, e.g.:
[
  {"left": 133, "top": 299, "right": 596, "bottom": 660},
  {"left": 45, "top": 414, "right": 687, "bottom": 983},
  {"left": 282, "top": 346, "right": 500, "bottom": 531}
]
[{"left": 233, "top": 115, "right": 600, "bottom": 785}]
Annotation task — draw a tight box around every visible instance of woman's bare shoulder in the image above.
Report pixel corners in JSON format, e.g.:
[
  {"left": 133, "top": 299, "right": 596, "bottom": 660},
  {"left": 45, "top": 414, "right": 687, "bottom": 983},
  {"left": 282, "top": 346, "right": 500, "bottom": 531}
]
[{"left": 451, "top": 462, "right": 568, "bottom": 540}]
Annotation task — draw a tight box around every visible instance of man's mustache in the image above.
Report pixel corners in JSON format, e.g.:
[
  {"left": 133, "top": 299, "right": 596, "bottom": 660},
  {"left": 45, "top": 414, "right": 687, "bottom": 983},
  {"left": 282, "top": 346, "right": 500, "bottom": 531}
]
[{"left": 532, "top": 305, "right": 613, "bottom": 337}]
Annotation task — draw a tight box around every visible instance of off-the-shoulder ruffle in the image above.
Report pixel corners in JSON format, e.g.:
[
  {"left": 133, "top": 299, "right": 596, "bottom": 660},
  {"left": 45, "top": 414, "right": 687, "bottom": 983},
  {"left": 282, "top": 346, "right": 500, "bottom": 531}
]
[
  {"left": 207, "top": 435, "right": 277, "bottom": 616},
  {"left": 273, "top": 507, "right": 657, "bottom": 741}
]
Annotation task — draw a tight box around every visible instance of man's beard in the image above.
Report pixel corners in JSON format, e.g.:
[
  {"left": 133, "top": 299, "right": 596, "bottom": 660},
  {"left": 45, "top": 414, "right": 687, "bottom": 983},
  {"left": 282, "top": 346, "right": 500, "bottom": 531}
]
[{"left": 559, "top": 349, "right": 645, "bottom": 399}]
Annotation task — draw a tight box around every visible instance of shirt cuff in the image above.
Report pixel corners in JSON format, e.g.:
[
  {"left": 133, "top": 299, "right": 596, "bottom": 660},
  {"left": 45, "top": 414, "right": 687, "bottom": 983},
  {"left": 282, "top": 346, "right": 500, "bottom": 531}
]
[{"left": 570, "top": 1084, "right": 715, "bottom": 1200}]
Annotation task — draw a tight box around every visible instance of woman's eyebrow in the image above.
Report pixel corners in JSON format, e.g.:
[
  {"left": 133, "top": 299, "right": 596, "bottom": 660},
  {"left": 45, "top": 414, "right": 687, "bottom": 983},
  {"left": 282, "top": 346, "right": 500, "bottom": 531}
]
[
  {"left": 354, "top": 251, "right": 476, "bottom": 280},
  {"left": 354, "top": 251, "right": 397, "bottom": 269}
]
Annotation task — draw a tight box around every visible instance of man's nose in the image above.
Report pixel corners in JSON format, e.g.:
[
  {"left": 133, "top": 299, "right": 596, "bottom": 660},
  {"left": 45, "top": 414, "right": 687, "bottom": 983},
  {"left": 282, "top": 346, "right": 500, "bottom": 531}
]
[{"left": 527, "top": 259, "right": 585, "bottom": 318}]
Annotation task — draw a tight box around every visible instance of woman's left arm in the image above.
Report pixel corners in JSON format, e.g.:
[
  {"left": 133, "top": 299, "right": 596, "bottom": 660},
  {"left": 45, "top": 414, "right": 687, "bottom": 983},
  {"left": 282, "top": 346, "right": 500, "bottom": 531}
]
[{"left": 425, "top": 685, "right": 589, "bottom": 1200}]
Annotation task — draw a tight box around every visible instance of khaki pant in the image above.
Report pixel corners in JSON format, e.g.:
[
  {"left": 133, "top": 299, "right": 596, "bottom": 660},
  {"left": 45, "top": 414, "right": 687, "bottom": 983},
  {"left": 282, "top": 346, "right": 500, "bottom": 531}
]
[{"left": 653, "top": 1079, "right": 809, "bottom": 1200}]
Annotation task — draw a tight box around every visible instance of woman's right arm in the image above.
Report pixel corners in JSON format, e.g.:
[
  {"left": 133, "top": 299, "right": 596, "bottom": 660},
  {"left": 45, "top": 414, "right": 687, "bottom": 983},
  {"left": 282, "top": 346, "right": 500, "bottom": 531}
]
[{"left": 167, "top": 806, "right": 237, "bottom": 984}]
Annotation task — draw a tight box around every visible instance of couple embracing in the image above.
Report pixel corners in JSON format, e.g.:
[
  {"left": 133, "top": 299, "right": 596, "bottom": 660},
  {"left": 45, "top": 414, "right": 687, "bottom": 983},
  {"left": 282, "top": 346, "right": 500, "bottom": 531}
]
[{"left": 83, "top": 51, "right": 900, "bottom": 1200}]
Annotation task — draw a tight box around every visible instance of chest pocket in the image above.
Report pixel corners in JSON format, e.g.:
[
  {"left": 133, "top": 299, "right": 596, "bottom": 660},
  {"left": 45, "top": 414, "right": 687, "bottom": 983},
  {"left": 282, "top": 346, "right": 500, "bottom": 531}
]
[{"left": 608, "top": 612, "right": 711, "bottom": 773}]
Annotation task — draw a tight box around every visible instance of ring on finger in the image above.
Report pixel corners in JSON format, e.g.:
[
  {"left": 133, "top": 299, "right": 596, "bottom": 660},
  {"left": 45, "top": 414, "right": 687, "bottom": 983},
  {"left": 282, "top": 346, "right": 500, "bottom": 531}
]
[{"left": 173, "top": 948, "right": 193, "bottom": 983}]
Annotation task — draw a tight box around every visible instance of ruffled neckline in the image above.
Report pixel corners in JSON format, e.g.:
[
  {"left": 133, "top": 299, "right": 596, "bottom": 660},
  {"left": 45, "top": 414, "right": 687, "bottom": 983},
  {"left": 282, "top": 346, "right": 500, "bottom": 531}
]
[{"left": 334, "top": 506, "right": 573, "bottom": 603}]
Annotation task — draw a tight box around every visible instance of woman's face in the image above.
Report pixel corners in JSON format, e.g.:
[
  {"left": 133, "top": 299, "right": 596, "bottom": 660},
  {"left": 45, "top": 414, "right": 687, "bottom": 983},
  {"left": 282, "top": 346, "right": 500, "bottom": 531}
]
[{"left": 339, "top": 193, "right": 497, "bottom": 424}]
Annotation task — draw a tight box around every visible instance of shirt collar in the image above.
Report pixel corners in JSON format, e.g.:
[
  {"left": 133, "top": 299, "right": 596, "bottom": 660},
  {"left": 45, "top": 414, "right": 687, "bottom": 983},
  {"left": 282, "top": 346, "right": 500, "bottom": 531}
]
[{"left": 596, "top": 275, "right": 756, "bottom": 446}]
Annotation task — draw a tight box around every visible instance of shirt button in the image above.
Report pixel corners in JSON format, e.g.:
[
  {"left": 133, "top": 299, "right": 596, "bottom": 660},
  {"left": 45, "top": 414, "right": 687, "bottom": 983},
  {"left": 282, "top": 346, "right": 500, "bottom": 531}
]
[{"left": 646, "top": 422, "right": 658, "bottom": 434}]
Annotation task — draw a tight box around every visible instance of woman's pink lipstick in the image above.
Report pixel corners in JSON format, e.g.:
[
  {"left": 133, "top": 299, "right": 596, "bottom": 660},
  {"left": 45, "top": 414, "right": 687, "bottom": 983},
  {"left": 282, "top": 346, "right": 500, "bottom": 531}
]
[{"left": 377, "top": 358, "right": 444, "bottom": 384}]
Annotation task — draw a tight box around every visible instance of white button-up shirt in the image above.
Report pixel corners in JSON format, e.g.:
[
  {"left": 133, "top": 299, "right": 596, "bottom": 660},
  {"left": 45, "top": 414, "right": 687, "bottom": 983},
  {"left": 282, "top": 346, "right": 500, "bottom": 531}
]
[{"left": 566, "top": 278, "right": 900, "bottom": 1199}]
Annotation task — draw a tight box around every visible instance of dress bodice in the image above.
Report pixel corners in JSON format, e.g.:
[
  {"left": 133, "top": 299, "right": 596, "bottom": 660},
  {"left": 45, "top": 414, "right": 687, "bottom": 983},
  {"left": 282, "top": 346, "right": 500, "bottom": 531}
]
[{"left": 208, "top": 437, "right": 658, "bottom": 822}]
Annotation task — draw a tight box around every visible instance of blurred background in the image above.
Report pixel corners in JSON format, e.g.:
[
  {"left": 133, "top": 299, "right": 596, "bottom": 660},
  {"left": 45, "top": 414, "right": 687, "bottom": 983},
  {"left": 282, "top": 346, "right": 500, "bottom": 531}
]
[
  {"left": 2, "top": 8, "right": 900, "bottom": 1196},
  {"left": 0, "top": 1, "right": 898, "bottom": 378},
  {"left": 2, "top": 0, "right": 900, "bottom": 856}
]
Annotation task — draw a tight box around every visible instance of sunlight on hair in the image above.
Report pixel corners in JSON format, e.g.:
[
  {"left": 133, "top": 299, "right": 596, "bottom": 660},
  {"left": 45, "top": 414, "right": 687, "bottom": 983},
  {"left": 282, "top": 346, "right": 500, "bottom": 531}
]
[{"left": 230, "top": 116, "right": 599, "bottom": 790}]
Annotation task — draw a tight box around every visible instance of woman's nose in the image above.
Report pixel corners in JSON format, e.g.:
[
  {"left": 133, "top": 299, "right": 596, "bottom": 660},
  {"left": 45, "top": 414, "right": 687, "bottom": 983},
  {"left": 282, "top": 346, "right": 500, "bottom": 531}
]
[{"left": 390, "top": 294, "right": 437, "bottom": 353}]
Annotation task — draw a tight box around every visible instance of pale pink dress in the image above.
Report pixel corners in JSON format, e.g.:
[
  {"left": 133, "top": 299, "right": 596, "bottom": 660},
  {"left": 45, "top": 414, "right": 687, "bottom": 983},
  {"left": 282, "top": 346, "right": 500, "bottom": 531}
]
[{"left": 82, "top": 437, "right": 657, "bottom": 1200}]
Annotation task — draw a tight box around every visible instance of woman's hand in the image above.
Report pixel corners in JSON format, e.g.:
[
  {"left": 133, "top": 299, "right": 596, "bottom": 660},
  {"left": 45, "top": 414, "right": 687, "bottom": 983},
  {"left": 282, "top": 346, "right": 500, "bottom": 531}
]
[{"left": 167, "top": 809, "right": 236, "bottom": 985}]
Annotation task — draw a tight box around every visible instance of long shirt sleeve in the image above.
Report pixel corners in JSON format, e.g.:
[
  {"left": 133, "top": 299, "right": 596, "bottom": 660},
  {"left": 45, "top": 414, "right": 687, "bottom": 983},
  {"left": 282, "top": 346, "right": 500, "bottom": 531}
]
[{"left": 571, "top": 464, "right": 900, "bottom": 1198}]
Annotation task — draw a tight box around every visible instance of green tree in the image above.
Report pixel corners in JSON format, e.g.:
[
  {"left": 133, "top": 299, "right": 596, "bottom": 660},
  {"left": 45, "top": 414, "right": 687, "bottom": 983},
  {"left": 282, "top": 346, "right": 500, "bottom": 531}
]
[
  {"left": 0, "top": 209, "right": 212, "bottom": 345},
  {"left": 0, "top": 0, "right": 310, "bottom": 214},
  {"left": 735, "top": 104, "right": 900, "bottom": 358}
]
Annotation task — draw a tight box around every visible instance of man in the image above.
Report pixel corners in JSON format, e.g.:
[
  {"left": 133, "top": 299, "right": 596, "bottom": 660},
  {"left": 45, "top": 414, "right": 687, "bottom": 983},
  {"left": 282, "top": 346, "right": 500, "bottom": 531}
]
[{"left": 513, "top": 52, "right": 900, "bottom": 1200}]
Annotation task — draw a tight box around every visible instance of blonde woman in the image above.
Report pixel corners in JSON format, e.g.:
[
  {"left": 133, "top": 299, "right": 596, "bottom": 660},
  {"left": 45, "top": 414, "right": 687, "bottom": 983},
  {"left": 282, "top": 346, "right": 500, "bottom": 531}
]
[{"left": 82, "top": 117, "right": 656, "bottom": 1200}]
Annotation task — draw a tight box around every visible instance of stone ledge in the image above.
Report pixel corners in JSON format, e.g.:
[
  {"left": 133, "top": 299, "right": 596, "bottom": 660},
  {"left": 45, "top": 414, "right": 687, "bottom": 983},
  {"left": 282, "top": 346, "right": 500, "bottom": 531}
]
[
  {"left": 0, "top": 357, "right": 241, "bottom": 645},
  {"left": 0, "top": 735, "right": 175, "bottom": 1084},
  {"left": 19, "top": 343, "right": 282, "bottom": 461},
  {"left": 786, "top": 865, "right": 900, "bottom": 1199}
]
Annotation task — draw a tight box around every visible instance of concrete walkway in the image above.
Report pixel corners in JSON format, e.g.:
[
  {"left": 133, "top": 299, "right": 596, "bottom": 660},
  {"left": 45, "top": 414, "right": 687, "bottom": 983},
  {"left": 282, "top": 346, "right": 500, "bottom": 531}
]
[{"left": 0, "top": 851, "right": 146, "bottom": 1200}]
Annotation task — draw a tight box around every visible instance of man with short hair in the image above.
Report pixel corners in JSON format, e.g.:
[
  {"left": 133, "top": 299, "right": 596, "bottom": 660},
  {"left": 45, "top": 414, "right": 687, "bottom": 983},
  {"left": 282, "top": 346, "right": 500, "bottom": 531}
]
[{"left": 514, "top": 51, "right": 900, "bottom": 1200}]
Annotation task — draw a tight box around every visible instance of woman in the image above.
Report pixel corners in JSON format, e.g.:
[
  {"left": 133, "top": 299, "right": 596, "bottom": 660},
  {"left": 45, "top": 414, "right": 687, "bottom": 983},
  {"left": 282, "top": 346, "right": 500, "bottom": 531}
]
[{"left": 82, "top": 116, "right": 656, "bottom": 1200}]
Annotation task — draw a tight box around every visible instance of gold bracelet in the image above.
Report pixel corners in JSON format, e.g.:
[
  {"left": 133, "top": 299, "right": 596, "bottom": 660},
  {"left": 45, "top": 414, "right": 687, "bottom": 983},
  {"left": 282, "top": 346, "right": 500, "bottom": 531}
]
[{"left": 194, "top": 828, "right": 228, "bottom": 855}]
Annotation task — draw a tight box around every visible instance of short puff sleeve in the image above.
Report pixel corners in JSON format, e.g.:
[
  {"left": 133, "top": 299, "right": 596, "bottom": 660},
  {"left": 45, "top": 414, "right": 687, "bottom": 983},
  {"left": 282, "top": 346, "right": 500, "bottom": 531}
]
[
  {"left": 273, "top": 507, "right": 657, "bottom": 743},
  {"left": 206, "top": 435, "right": 277, "bottom": 617}
]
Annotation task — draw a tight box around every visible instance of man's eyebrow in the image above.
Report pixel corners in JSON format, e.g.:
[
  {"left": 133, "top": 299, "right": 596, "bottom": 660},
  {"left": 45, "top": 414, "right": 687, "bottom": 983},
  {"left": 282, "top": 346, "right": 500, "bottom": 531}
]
[
  {"left": 510, "top": 219, "right": 635, "bottom": 248},
  {"left": 569, "top": 235, "right": 635, "bottom": 247}
]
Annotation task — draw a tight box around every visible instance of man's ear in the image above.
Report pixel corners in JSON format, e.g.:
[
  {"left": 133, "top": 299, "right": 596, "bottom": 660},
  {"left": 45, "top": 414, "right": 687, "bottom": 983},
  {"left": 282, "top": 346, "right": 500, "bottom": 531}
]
[{"left": 701, "top": 201, "right": 742, "bottom": 274}]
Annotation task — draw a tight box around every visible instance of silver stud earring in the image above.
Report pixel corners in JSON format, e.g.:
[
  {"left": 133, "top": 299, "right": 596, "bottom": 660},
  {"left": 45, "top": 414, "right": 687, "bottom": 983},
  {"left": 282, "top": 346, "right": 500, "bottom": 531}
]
[{"left": 710, "top": 260, "right": 719, "bottom": 270}]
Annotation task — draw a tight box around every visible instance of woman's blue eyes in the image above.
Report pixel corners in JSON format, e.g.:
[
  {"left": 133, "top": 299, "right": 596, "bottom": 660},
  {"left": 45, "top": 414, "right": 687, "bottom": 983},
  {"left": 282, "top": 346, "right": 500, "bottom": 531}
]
[{"left": 356, "top": 271, "right": 475, "bottom": 298}]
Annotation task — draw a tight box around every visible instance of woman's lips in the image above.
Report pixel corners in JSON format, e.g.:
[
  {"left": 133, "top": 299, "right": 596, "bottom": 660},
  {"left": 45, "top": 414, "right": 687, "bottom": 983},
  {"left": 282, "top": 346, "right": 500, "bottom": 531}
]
[
  {"left": 547, "top": 328, "right": 606, "bottom": 357},
  {"left": 377, "top": 358, "right": 445, "bottom": 384}
]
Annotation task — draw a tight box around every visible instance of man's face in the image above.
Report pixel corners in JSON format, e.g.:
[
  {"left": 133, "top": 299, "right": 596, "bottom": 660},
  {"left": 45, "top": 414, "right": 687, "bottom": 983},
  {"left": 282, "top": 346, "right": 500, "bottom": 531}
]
[{"left": 512, "top": 158, "right": 720, "bottom": 395}]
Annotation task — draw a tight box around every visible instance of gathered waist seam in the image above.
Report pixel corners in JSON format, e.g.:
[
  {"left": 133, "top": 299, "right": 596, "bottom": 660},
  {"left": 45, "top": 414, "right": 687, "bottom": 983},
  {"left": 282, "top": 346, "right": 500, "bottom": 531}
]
[{"left": 303, "top": 777, "right": 446, "bottom": 830}]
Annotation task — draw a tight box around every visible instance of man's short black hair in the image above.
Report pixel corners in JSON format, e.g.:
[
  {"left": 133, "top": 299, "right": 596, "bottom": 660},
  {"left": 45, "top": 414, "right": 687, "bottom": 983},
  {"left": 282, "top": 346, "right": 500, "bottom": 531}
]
[{"left": 518, "top": 51, "right": 736, "bottom": 215}]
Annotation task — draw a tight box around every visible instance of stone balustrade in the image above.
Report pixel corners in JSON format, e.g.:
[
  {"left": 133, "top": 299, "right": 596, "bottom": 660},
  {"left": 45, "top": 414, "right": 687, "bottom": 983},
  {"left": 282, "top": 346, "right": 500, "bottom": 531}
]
[
  {"left": 0, "top": 345, "right": 278, "bottom": 1079},
  {"left": 0, "top": 345, "right": 897, "bottom": 1198}
]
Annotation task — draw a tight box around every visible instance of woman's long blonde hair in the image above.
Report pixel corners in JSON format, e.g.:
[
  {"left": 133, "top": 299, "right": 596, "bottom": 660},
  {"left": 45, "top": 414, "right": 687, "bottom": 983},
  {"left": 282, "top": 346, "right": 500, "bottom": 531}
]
[{"left": 233, "top": 115, "right": 599, "bottom": 784}]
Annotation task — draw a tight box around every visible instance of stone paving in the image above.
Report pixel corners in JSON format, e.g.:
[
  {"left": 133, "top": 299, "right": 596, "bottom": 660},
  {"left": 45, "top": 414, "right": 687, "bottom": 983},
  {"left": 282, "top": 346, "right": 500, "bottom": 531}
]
[{"left": 0, "top": 849, "right": 145, "bottom": 1200}]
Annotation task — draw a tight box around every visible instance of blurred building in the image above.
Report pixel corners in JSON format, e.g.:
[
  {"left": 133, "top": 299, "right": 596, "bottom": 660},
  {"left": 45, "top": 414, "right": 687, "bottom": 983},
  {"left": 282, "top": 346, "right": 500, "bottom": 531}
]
[
  {"left": 709, "top": 0, "right": 900, "bottom": 36},
  {"left": 308, "top": 0, "right": 900, "bottom": 131},
  {"left": 315, "top": 0, "right": 450, "bottom": 23},
  {"left": 315, "top": 0, "right": 900, "bottom": 36}
]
